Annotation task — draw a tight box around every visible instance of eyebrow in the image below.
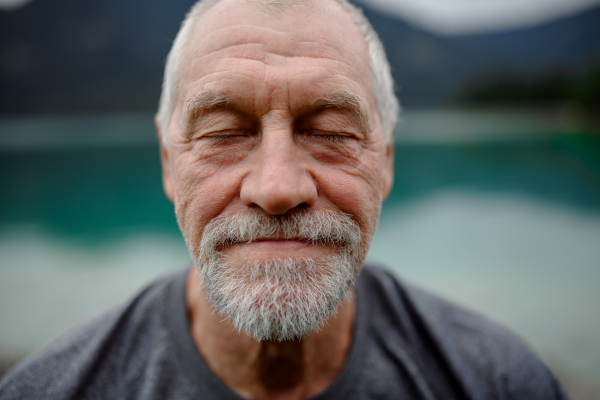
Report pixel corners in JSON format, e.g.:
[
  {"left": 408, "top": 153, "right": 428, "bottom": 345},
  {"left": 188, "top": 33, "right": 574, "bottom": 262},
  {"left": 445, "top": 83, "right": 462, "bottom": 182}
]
[
  {"left": 184, "top": 91, "right": 239, "bottom": 127},
  {"left": 309, "top": 91, "right": 369, "bottom": 134},
  {"left": 184, "top": 89, "right": 370, "bottom": 133}
]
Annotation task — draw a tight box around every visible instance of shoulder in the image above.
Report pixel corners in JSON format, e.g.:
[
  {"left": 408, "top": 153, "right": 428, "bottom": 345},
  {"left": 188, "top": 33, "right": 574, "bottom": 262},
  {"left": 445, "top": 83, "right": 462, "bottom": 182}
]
[
  {"left": 0, "top": 268, "right": 188, "bottom": 400},
  {"left": 357, "top": 263, "right": 568, "bottom": 399}
]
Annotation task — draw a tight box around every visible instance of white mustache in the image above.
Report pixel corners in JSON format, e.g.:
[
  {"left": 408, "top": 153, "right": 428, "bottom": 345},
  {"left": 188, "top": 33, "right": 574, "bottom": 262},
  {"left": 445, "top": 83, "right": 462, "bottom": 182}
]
[{"left": 199, "top": 210, "right": 362, "bottom": 257}]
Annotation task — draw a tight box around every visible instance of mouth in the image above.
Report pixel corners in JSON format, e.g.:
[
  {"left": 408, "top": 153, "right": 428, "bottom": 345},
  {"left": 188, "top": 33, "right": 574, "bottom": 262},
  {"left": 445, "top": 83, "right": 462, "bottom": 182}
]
[
  {"left": 228, "top": 238, "right": 315, "bottom": 248},
  {"left": 224, "top": 236, "right": 319, "bottom": 246},
  {"left": 220, "top": 237, "right": 334, "bottom": 259}
]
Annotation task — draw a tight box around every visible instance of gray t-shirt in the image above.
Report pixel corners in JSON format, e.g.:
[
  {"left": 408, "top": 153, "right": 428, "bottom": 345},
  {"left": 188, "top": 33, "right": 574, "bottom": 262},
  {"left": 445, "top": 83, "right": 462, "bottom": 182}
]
[{"left": 0, "top": 264, "right": 567, "bottom": 399}]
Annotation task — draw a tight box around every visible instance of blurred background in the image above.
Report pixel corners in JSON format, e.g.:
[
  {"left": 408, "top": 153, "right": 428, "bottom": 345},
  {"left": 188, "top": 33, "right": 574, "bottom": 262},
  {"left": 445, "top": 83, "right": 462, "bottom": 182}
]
[{"left": 1, "top": 0, "right": 599, "bottom": 397}]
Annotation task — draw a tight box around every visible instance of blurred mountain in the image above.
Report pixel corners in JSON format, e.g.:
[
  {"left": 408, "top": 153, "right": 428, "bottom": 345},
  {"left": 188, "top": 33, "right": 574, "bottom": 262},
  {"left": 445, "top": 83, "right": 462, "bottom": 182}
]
[
  {"left": 358, "top": 2, "right": 600, "bottom": 106},
  {"left": 0, "top": 0, "right": 195, "bottom": 114},
  {"left": 1, "top": 0, "right": 599, "bottom": 113}
]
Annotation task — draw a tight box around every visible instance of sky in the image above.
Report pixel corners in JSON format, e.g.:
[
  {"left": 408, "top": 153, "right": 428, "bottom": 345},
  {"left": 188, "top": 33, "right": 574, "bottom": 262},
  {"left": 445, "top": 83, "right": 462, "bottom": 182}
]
[
  {"left": 0, "top": 0, "right": 31, "bottom": 10},
  {"left": 361, "top": 0, "right": 600, "bottom": 35},
  {"left": 1, "top": 0, "right": 600, "bottom": 35}
]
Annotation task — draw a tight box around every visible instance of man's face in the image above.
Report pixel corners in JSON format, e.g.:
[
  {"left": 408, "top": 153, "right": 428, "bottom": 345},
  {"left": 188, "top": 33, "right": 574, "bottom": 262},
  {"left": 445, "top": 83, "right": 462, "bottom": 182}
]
[{"left": 159, "top": 0, "right": 393, "bottom": 339}]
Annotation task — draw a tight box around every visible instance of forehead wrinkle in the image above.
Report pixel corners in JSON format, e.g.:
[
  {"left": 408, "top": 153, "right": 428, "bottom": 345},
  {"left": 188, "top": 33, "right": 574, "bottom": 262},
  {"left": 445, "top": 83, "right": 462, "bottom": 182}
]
[
  {"left": 185, "top": 25, "right": 369, "bottom": 80},
  {"left": 244, "top": 52, "right": 290, "bottom": 115},
  {"left": 196, "top": 42, "right": 348, "bottom": 63},
  {"left": 194, "top": 23, "right": 365, "bottom": 62},
  {"left": 245, "top": 0, "right": 311, "bottom": 18},
  {"left": 179, "top": 0, "right": 380, "bottom": 119},
  {"left": 185, "top": 60, "right": 372, "bottom": 114},
  {"left": 186, "top": 48, "right": 364, "bottom": 82}
]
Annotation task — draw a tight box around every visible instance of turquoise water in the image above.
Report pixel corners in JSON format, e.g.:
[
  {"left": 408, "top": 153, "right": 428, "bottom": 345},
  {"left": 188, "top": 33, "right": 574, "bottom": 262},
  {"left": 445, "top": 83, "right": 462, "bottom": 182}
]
[
  {"left": 1, "top": 111, "right": 599, "bottom": 383},
  {"left": 2, "top": 135, "right": 598, "bottom": 240}
]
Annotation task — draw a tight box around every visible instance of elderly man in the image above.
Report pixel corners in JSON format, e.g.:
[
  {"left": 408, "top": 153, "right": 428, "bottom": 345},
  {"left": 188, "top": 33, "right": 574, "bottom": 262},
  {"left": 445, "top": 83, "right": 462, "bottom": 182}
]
[{"left": 0, "top": 0, "right": 567, "bottom": 399}]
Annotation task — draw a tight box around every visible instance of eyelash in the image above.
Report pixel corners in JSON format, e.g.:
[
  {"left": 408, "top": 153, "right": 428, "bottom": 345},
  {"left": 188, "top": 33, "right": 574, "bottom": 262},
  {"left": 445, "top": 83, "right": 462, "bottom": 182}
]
[
  {"left": 203, "top": 130, "right": 254, "bottom": 139},
  {"left": 199, "top": 130, "right": 353, "bottom": 144},
  {"left": 299, "top": 130, "right": 353, "bottom": 142},
  {"left": 319, "top": 135, "right": 347, "bottom": 142}
]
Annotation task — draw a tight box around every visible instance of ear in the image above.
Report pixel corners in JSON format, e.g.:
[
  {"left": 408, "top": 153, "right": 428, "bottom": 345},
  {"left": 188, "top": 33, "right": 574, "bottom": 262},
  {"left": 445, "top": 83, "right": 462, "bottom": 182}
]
[
  {"left": 155, "top": 116, "right": 175, "bottom": 203},
  {"left": 382, "top": 141, "right": 394, "bottom": 201}
]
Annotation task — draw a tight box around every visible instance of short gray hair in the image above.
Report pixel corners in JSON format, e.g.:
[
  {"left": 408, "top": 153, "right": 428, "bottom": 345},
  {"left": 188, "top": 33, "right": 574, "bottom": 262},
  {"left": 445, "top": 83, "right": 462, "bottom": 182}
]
[{"left": 156, "top": 0, "right": 399, "bottom": 144}]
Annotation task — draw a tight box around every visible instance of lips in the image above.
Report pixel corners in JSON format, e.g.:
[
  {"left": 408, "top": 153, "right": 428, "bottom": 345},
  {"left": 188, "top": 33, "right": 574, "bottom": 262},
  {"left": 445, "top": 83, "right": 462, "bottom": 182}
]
[
  {"left": 227, "top": 238, "right": 316, "bottom": 248},
  {"left": 221, "top": 238, "right": 330, "bottom": 259},
  {"left": 223, "top": 236, "right": 319, "bottom": 246}
]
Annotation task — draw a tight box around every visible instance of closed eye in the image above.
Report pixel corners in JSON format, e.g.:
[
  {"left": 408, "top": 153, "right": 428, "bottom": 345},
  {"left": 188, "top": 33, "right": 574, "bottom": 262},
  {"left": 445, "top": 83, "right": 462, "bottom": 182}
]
[
  {"left": 297, "top": 129, "right": 355, "bottom": 141},
  {"left": 202, "top": 129, "right": 255, "bottom": 140}
]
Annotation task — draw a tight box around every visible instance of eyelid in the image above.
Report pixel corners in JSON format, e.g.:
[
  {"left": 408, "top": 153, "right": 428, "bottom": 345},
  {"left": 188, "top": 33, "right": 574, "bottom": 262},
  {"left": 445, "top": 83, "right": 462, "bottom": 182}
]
[
  {"left": 206, "top": 129, "right": 250, "bottom": 135},
  {"left": 201, "top": 129, "right": 255, "bottom": 139},
  {"left": 298, "top": 128, "right": 356, "bottom": 138},
  {"left": 298, "top": 107, "right": 367, "bottom": 136},
  {"left": 189, "top": 108, "right": 255, "bottom": 136}
]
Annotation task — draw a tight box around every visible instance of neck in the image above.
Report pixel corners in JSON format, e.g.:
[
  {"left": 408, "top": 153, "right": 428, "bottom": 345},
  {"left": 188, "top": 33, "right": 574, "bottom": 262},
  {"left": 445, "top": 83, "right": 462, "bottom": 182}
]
[{"left": 186, "top": 268, "right": 356, "bottom": 400}]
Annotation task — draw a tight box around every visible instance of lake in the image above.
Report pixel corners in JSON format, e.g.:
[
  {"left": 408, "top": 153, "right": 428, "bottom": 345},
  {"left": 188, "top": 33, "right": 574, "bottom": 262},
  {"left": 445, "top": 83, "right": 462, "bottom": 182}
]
[{"left": 1, "top": 109, "right": 599, "bottom": 387}]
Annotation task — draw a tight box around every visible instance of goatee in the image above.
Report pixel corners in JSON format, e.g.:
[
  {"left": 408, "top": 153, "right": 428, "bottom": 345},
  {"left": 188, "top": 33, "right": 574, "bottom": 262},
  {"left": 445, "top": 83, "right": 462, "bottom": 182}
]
[{"left": 193, "top": 210, "right": 362, "bottom": 341}]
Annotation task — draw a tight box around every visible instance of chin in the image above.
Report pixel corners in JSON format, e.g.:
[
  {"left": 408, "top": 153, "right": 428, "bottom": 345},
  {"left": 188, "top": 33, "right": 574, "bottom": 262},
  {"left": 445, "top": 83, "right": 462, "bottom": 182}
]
[{"left": 196, "top": 255, "right": 356, "bottom": 341}]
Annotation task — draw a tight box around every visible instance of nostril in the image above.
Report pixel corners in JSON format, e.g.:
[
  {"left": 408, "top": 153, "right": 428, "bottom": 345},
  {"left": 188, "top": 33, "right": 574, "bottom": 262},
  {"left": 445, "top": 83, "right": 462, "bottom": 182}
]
[{"left": 241, "top": 181, "right": 317, "bottom": 216}]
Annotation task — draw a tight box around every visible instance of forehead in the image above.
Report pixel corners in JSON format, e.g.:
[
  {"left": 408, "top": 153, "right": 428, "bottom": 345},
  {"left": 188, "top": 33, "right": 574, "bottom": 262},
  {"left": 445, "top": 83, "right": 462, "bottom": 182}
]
[
  {"left": 189, "top": 0, "right": 368, "bottom": 54},
  {"left": 177, "top": 0, "right": 375, "bottom": 115}
]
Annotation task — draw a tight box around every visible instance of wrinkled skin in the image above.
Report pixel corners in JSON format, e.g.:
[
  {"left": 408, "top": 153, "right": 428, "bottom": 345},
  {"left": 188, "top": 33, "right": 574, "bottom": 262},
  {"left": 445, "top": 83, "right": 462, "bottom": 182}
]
[
  {"left": 156, "top": 0, "right": 394, "bottom": 398},
  {"left": 159, "top": 1, "right": 393, "bottom": 267}
]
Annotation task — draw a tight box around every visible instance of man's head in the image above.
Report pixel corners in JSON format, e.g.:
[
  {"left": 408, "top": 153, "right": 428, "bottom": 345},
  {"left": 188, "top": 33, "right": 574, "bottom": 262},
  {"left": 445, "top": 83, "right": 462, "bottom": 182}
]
[{"left": 156, "top": 0, "right": 398, "bottom": 341}]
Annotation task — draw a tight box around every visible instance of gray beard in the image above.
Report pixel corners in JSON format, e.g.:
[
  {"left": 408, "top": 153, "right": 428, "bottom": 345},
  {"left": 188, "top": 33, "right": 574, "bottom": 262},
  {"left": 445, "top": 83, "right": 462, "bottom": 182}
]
[{"left": 192, "top": 210, "right": 362, "bottom": 341}]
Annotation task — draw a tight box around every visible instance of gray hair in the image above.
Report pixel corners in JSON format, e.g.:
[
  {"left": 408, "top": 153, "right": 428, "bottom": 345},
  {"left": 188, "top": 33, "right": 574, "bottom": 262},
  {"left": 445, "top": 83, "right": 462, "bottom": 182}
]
[
  {"left": 156, "top": 0, "right": 399, "bottom": 144},
  {"left": 194, "top": 209, "right": 362, "bottom": 340}
]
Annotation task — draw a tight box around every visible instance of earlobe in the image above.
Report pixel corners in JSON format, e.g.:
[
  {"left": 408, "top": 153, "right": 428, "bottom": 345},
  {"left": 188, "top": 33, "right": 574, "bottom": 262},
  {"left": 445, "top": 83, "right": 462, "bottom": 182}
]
[
  {"left": 156, "top": 116, "right": 175, "bottom": 203},
  {"left": 160, "top": 146, "right": 175, "bottom": 203},
  {"left": 382, "top": 142, "right": 395, "bottom": 200}
]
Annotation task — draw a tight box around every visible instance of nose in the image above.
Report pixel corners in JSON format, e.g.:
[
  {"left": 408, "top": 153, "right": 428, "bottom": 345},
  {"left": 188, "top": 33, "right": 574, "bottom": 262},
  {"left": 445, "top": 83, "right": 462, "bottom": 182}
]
[{"left": 240, "top": 131, "right": 318, "bottom": 215}]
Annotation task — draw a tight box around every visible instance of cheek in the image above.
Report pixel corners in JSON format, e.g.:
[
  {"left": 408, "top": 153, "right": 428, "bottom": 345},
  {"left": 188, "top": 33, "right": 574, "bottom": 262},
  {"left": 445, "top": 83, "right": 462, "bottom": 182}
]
[
  {"left": 316, "top": 169, "right": 382, "bottom": 265},
  {"left": 171, "top": 151, "right": 244, "bottom": 248},
  {"left": 315, "top": 165, "right": 383, "bottom": 231}
]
